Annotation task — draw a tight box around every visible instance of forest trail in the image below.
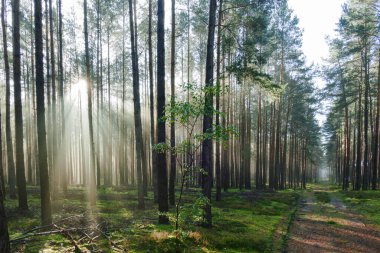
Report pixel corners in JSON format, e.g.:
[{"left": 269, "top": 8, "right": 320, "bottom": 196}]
[{"left": 286, "top": 185, "right": 380, "bottom": 253}]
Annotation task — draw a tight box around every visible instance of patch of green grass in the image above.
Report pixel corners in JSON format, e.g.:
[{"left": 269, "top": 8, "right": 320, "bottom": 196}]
[
  {"left": 341, "top": 190, "right": 380, "bottom": 228},
  {"left": 314, "top": 191, "right": 331, "bottom": 203},
  {"left": 6, "top": 187, "right": 299, "bottom": 252}
]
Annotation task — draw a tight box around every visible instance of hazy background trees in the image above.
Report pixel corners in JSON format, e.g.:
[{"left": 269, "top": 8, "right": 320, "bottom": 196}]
[{"left": 0, "top": 0, "right": 326, "bottom": 234}]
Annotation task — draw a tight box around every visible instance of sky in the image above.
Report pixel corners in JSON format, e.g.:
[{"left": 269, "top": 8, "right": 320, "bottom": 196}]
[
  {"left": 288, "top": 0, "right": 347, "bottom": 127},
  {"left": 287, "top": 0, "right": 347, "bottom": 66}
]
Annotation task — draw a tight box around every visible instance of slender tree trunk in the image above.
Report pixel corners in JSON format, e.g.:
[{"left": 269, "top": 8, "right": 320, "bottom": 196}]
[
  {"left": 275, "top": 99, "right": 282, "bottom": 190},
  {"left": 0, "top": 97, "right": 4, "bottom": 195},
  {"left": 96, "top": 0, "right": 101, "bottom": 187},
  {"left": 128, "top": 0, "right": 144, "bottom": 209},
  {"left": 0, "top": 162, "right": 9, "bottom": 252},
  {"left": 355, "top": 76, "right": 363, "bottom": 190},
  {"left": 363, "top": 48, "right": 369, "bottom": 190},
  {"left": 263, "top": 105, "right": 268, "bottom": 188},
  {"left": 13, "top": 0, "right": 28, "bottom": 210},
  {"left": 201, "top": 0, "right": 217, "bottom": 228},
  {"left": 120, "top": 1, "right": 126, "bottom": 186},
  {"left": 1, "top": 0, "right": 16, "bottom": 199},
  {"left": 245, "top": 93, "right": 251, "bottom": 189},
  {"left": 0, "top": 59, "right": 10, "bottom": 249},
  {"left": 269, "top": 103, "right": 275, "bottom": 189},
  {"left": 215, "top": 0, "right": 223, "bottom": 201},
  {"left": 239, "top": 87, "right": 246, "bottom": 190},
  {"left": 372, "top": 48, "right": 380, "bottom": 190},
  {"left": 48, "top": 0, "right": 57, "bottom": 194},
  {"left": 58, "top": 0, "right": 67, "bottom": 193},
  {"left": 157, "top": 0, "right": 169, "bottom": 223},
  {"left": 148, "top": 0, "right": 157, "bottom": 202},
  {"left": 34, "top": 0, "right": 52, "bottom": 225},
  {"left": 169, "top": 0, "right": 176, "bottom": 206},
  {"left": 281, "top": 101, "right": 290, "bottom": 190},
  {"left": 107, "top": 31, "right": 112, "bottom": 187},
  {"left": 222, "top": 51, "right": 229, "bottom": 192},
  {"left": 84, "top": 0, "right": 97, "bottom": 206},
  {"left": 256, "top": 93, "right": 261, "bottom": 189}
]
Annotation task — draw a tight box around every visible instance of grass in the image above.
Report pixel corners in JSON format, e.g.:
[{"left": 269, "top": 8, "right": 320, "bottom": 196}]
[
  {"left": 314, "top": 191, "right": 331, "bottom": 203},
  {"left": 6, "top": 186, "right": 299, "bottom": 252},
  {"left": 340, "top": 190, "right": 380, "bottom": 228}
]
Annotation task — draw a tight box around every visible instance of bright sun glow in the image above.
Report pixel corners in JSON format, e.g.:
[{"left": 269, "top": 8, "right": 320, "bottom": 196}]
[{"left": 72, "top": 79, "right": 87, "bottom": 97}]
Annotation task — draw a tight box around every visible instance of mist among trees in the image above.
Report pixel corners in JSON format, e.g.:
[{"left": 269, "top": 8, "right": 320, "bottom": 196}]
[{"left": 0, "top": 0, "right": 379, "bottom": 252}]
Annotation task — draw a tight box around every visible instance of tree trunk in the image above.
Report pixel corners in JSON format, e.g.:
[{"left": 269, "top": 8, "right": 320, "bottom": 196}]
[
  {"left": 169, "top": 0, "right": 176, "bottom": 206},
  {"left": 363, "top": 48, "right": 369, "bottom": 190},
  {"left": 372, "top": 48, "right": 380, "bottom": 190},
  {"left": 128, "top": 0, "right": 145, "bottom": 209},
  {"left": 84, "top": 0, "right": 97, "bottom": 206},
  {"left": 48, "top": 0, "right": 57, "bottom": 194},
  {"left": 201, "top": 0, "right": 217, "bottom": 228},
  {"left": 34, "top": 0, "right": 52, "bottom": 225},
  {"left": 12, "top": 0, "right": 28, "bottom": 210},
  {"left": 1, "top": 0, "right": 16, "bottom": 199},
  {"left": 148, "top": 0, "right": 157, "bottom": 202},
  {"left": 157, "top": 0, "right": 169, "bottom": 224},
  {"left": 256, "top": 93, "right": 261, "bottom": 189},
  {"left": 0, "top": 168, "right": 9, "bottom": 252},
  {"left": 58, "top": 0, "right": 67, "bottom": 194},
  {"left": 355, "top": 78, "right": 362, "bottom": 190},
  {"left": 215, "top": 0, "right": 223, "bottom": 201}
]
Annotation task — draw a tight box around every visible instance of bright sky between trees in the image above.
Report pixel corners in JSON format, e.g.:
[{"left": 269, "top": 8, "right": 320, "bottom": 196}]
[
  {"left": 288, "top": 0, "right": 347, "bottom": 127},
  {"left": 288, "top": 0, "right": 347, "bottom": 65}
]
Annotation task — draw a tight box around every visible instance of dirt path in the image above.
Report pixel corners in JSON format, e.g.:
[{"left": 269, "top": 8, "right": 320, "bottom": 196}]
[{"left": 286, "top": 185, "right": 380, "bottom": 253}]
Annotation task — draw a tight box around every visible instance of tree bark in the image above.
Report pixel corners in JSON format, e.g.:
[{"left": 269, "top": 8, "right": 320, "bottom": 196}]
[
  {"left": 201, "top": 0, "right": 217, "bottom": 228},
  {"left": 84, "top": 0, "right": 97, "bottom": 206},
  {"left": 169, "top": 0, "right": 176, "bottom": 206},
  {"left": 148, "top": 0, "right": 157, "bottom": 202},
  {"left": 157, "top": 0, "right": 169, "bottom": 223},
  {"left": 12, "top": 0, "right": 28, "bottom": 210},
  {"left": 0, "top": 170, "right": 9, "bottom": 252},
  {"left": 215, "top": 0, "right": 223, "bottom": 201},
  {"left": 1, "top": 0, "right": 16, "bottom": 199},
  {"left": 372, "top": 48, "right": 380, "bottom": 190},
  {"left": 34, "top": 0, "right": 52, "bottom": 225},
  {"left": 128, "top": 0, "right": 145, "bottom": 209}
]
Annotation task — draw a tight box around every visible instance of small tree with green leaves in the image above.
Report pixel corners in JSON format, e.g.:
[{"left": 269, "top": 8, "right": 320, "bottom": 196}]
[{"left": 154, "top": 83, "right": 236, "bottom": 230}]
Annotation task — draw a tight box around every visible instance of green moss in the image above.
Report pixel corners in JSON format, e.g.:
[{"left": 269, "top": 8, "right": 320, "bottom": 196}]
[
  {"left": 7, "top": 186, "right": 299, "bottom": 252},
  {"left": 341, "top": 190, "right": 380, "bottom": 227},
  {"left": 314, "top": 191, "right": 331, "bottom": 203}
]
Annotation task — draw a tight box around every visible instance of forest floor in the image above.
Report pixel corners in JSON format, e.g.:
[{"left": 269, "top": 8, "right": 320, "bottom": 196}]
[
  {"left": 7, "top": 186, "right": 299, "bottom": 252},
  {"left": 286, "top": 184, "right": 380, "bottom": 253}
]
